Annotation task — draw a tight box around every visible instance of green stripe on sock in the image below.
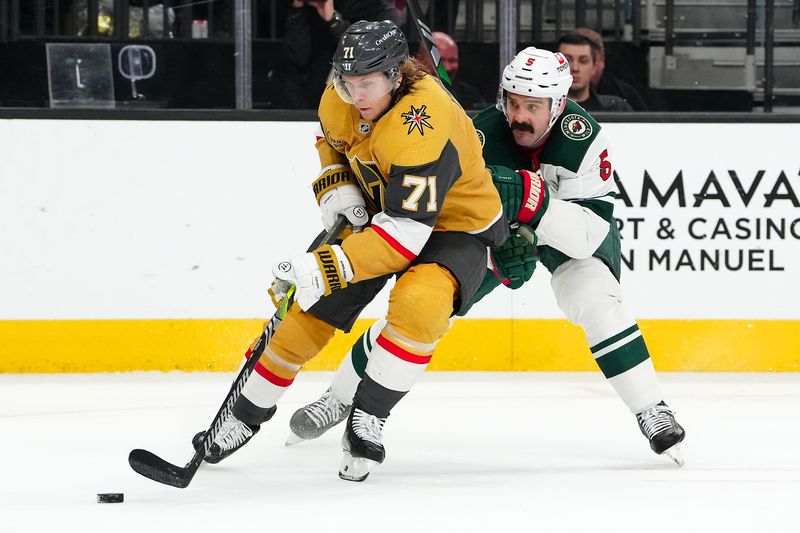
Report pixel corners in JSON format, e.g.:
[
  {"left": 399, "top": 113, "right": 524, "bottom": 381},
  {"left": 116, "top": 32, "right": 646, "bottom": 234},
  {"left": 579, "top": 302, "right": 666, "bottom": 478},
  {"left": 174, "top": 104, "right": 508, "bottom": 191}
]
[
  {"left": 351, "top": 332, "right": 369, "bottom": 378},
  {"left": 595, "top": 335, "right": 651, "bottom": 378},
  {"left": 590, "top": 324, "right": 640, "bottom": 354}
]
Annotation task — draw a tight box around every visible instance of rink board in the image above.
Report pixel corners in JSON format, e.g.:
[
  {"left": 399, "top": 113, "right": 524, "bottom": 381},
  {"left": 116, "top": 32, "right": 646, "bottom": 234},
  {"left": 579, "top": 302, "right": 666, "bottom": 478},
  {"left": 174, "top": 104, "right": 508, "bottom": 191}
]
[
  {"left": 1, "top": 318, "right": 798, "bottom": 372},
  {"left": 2, "top": 119, "right": 799, "bottom": 372}
]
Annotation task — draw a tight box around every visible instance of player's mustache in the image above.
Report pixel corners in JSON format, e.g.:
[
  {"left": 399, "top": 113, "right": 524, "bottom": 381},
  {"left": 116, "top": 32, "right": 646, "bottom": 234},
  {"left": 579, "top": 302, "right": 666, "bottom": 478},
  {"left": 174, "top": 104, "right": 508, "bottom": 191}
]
[{"left": 510, "top": 122, "right": 534, "bottom": 133}]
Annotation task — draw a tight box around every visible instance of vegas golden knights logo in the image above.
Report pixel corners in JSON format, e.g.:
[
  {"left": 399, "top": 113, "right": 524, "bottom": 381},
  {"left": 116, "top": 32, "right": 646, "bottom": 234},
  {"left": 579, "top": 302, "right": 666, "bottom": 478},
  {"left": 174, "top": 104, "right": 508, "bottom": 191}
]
[{"left": 351, "top": 157, "right": 386, "bottom": 212}]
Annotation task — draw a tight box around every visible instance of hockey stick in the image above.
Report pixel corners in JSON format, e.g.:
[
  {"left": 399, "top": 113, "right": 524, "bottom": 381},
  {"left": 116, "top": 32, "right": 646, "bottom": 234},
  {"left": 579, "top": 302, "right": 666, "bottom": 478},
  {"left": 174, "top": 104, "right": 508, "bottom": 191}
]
[
  {"left": 405, "top": 0, "right": 452, "bottom": 85},
  {"left": 128, "top": 215, "right": 348, "bottom": 489}
]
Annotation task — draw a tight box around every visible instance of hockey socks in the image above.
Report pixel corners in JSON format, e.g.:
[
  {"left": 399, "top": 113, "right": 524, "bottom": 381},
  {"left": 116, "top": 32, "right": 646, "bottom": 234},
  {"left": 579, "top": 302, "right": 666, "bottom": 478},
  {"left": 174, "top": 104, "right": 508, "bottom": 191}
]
[{"left": 591, "top": 323, "right": 663, "bottom": 414}]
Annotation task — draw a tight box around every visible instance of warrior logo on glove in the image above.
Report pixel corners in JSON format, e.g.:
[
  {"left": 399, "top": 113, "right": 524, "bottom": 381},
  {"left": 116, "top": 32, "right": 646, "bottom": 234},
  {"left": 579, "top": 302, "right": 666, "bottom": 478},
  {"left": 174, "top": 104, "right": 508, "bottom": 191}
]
[
  {"left": 276, "top": 262, "right": 292, "bottom": 274},
  {"left": 315, "top": 246, "right": 346, "bottom": 292},
  {"left": 516, "top": 169, "right": 548, "bottom": 228}
]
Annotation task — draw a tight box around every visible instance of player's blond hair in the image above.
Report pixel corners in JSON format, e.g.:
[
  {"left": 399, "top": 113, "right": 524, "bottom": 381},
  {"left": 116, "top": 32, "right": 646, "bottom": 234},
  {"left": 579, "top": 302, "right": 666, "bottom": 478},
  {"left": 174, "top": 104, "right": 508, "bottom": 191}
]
[{"left": 396, "top": 58, "right": 428, "bottom": 98}]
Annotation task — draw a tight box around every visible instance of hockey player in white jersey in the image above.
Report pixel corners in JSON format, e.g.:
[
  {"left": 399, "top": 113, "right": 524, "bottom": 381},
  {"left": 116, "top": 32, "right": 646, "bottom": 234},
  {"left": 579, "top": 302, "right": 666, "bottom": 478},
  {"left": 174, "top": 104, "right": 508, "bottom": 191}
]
[{"left": 287, "top": 47, "right": 686, "bottom": 466}]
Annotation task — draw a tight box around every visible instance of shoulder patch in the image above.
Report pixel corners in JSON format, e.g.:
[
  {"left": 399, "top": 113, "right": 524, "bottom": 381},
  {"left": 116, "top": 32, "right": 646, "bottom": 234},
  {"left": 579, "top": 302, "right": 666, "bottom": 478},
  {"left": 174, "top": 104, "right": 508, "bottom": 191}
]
[
  {"left": 476, "top": 129, "right": 485, "bottom": 147},
  {"left": 560, "top": 114, "right": 593, "bottom": 141},
  {"left": 401, "top": 104, "right": 434, "bottom": 136}
]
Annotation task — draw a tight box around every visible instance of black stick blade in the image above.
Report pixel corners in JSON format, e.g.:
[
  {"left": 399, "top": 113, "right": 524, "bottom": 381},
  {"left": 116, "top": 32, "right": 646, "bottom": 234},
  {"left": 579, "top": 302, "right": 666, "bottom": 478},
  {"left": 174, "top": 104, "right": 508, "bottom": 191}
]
[{"left": 129, "top": 449, "right": 194, "bottom": 489}]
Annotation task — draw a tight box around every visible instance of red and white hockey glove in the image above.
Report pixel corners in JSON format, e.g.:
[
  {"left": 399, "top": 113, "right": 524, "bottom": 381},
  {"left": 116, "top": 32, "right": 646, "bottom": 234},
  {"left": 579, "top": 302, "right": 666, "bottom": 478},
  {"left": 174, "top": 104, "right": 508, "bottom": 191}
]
[{"left": 515, "top": 169, "right": 549, "bottom": 229}]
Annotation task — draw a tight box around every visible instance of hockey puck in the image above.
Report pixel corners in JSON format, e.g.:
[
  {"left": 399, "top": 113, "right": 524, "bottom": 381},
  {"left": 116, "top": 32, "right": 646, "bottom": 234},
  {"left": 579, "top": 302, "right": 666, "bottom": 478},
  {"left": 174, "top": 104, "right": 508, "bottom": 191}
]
[{"left": 97, "top": 493, "right": 124, "bottom": 504}]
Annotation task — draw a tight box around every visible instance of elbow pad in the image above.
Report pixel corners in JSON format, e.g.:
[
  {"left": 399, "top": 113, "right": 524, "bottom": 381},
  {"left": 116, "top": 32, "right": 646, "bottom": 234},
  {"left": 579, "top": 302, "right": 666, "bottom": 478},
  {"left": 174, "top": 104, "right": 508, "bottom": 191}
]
[{"left": 536, "top": 199, "right": 610, "bottom": 259}]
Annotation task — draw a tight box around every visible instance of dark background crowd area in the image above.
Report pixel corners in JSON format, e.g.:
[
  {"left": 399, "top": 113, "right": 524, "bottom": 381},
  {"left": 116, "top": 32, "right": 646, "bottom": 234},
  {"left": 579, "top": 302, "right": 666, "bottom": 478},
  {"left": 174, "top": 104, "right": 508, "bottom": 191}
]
[{"left": 0, "top": 0, "right": 793, "bottom": 112}]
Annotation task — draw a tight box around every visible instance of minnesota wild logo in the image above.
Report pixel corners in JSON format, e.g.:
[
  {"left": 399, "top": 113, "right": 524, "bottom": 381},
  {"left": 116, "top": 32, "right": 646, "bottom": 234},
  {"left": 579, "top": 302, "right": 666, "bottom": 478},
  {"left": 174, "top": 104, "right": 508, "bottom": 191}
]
[
  {"left": 561, "top": 114, "right": 593, "bottom": 141},
  {"left": 401, "top": 104, "right": 433, "bottom": 136}
]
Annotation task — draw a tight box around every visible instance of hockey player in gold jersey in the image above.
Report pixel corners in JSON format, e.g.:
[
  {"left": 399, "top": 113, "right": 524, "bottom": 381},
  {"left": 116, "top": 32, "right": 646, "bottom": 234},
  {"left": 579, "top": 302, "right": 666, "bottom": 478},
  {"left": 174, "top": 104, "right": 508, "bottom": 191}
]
[
  {"left": 288, "top": 47, "right": 686, "bottom": 467},
  {"left": 191, "top": 20, "right": 507, "bottom": 481}
]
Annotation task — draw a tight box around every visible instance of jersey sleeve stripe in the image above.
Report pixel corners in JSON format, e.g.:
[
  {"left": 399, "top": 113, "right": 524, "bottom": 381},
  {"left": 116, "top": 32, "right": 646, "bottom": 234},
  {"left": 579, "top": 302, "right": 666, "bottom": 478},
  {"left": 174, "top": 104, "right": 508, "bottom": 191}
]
[
  {"left": 371, "top": 223, "right": 418, "bottom": 261},
  {"left": 371, "top": 211, "right": 434, "bottom": 258}
]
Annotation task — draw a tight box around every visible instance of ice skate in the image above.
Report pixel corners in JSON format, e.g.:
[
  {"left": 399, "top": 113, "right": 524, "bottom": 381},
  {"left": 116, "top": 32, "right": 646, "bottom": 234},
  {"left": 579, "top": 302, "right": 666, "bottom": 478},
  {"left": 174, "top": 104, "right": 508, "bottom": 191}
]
[
  {"left": 636, "top": 401, "right": 686, "bottom": 466},
  {"left": 192, "top": 406, "right": 274, "bottom": 464},
  {"left": 338, "top": 406, "right": 386, "bottom": 482},
  {"left": 286, "top": 387, "right": 352, "bottom": 446}
]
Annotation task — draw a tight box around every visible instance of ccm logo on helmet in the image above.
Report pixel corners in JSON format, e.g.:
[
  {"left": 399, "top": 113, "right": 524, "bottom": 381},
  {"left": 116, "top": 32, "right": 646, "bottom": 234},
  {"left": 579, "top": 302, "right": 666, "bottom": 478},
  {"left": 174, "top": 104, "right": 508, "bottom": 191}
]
[{"left": 375, "top": 29, "right": 398, "bottom": 45}]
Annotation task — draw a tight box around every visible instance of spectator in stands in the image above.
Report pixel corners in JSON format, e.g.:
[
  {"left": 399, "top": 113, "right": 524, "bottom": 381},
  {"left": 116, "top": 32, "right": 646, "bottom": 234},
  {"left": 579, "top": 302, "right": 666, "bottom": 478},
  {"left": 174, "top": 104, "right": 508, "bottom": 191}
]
[
  {"left": 557, "top": 32, "right": 633, "bottom": 112},
  {"left": 415, "top": 31, "right": 487, "bottom": 110},
  {"left": 575, "top": 27, "right": 649, "bottom": 110},
  {"left": 279, "top": 0, "right": 398, "bottom": 109}
]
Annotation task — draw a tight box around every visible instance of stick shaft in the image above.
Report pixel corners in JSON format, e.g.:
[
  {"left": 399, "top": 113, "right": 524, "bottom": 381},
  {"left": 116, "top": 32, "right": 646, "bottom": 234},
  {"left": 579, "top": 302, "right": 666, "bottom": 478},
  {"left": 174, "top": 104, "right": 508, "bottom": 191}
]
[
  {"left": 406, "top": 0, "right": 452, "bottom": 85},
  {"left": 129, "top": 215, "right": 348, "bottom": 488}
]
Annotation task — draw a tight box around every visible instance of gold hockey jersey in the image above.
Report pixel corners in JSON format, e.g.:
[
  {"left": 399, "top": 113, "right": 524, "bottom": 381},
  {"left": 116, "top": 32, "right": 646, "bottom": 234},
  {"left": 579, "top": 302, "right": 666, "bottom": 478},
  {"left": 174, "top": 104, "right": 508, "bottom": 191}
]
[{"left": 314, "top": 74, "right": 505, "bottom": 282}]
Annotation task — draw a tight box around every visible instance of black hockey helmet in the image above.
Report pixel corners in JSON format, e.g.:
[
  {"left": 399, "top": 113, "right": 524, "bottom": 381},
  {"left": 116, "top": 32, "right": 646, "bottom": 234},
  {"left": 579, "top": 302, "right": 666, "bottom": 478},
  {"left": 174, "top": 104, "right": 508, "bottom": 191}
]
[{"left": 332, "top": 20, "right": 409, "bottom": 80}]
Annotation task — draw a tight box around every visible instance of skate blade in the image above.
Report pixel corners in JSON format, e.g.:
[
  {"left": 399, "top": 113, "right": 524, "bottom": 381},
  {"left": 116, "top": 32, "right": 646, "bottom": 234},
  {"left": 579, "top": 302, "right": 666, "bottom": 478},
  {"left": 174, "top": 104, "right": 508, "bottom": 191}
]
[
  {"left": 662, "top": 444, "right": 685, "bottom": 467},
  {"left": 285, "top": 431, "right": 305, "bottom": 447},
  {"left": 338, "top": 451, "right": 378, "bottom": 482}
]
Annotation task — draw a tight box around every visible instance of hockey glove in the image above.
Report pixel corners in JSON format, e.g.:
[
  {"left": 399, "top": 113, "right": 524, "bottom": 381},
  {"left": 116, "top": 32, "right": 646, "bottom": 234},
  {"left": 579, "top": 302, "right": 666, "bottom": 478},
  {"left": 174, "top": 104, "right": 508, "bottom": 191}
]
[
  {"left": 319, "top": 183, "right": 368, "bottom": 232},
  {"left": 312, "top": 164, "right": 369, "bottom": 232},
  {"left": 272, "top": 244, "right": 354, "bottom": 311},
  {"left": 488, "top": 166, "right": 549, "bottom": 229},
  {"left": 490, "top": 228, "right": 538, "bottom": 290}
]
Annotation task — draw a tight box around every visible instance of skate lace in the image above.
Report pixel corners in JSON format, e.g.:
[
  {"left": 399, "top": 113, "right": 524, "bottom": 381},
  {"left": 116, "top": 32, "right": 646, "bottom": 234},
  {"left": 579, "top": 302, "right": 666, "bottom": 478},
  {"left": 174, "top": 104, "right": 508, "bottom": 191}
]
[
  {"left": 306, "top": 389, "right": 348, "bottom": 428},
  {"left": 637, "top": 403, "right": 675, "bottom": 438},
  {"left": 351, "top": 408, "right": 385, "bottom": 446},
  {"left": 214, "top": 415, "right": 254, "bottom": 451}
]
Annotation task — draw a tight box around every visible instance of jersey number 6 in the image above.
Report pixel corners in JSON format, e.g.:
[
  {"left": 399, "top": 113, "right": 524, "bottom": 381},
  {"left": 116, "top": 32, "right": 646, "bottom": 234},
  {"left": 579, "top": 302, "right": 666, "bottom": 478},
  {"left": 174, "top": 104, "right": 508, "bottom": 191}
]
[{"left": 599, "top": 149, "right": 612, "bottom": 181}]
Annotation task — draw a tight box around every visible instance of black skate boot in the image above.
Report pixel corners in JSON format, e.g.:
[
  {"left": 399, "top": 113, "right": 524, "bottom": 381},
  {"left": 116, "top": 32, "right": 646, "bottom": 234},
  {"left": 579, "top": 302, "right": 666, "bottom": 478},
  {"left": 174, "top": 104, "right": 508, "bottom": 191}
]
[
  {"left": 192, "top": 405, "right": 276, "bottom": 464},
  {"left": 636, "top": 401, "right": 686, "bottom": 466},
  {"left": 339, "top": 406, "right": 386, "bottom": 482},
  {"left": 286, "top": 387, "right": 352, "bottom": 446}
]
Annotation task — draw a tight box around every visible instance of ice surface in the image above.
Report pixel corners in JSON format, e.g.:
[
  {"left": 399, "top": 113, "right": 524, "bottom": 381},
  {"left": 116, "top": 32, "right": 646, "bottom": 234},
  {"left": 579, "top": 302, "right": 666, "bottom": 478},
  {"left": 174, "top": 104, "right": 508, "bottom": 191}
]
[{"left": 1, "top": 372, "right": 798, "bottom": 532}]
